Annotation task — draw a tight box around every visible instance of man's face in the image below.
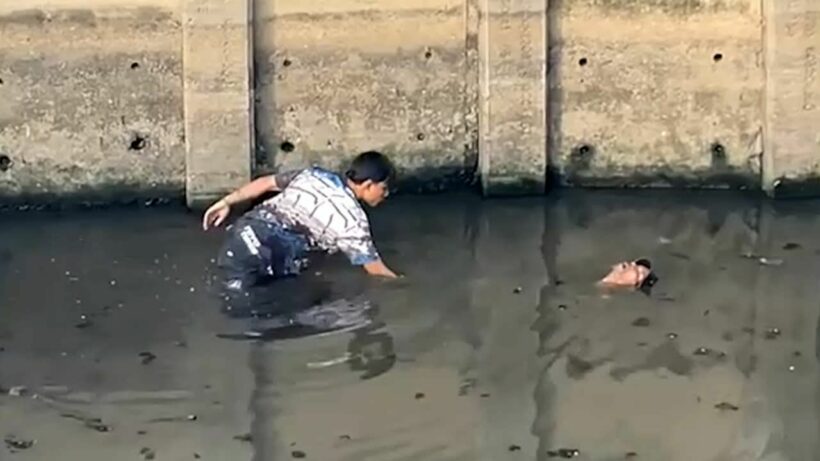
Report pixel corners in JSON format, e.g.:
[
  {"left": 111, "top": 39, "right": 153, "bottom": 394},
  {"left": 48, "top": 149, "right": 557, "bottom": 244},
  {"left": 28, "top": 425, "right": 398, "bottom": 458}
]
[
  {"left": 600, "top": 261, "right": 651, "bottom": 288},
  {"left": 360, "top": 180, "right": 390, "bottom": 207}
]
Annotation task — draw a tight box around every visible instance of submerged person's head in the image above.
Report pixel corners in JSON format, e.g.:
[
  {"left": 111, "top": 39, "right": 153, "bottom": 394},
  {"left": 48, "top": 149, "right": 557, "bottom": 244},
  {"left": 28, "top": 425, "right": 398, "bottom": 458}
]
[
  {"left": 345, "top": 151, "right": 394, "bottom": 207},
  {"left": 600, "top": 258, "right": 656, "bottom": 292}
]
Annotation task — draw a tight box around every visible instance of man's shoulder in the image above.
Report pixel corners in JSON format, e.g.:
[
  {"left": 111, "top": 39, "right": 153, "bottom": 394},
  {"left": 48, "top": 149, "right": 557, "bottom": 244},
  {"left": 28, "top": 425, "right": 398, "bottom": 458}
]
[
  {"left": 306, "top": 168, "right": 367, "bottom": 218},
  {"left": 292, "top": 167, "right": 352, "bottom": 196},
  {"left": 305, "top": 166, "right": 344, "bottom": 185}
]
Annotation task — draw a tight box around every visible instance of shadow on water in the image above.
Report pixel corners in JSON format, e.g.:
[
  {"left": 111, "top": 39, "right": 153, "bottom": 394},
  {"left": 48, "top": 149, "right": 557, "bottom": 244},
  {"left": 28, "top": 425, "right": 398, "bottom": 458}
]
[{"left": 0, "top": 191, "right": 819, "bottom": 460}]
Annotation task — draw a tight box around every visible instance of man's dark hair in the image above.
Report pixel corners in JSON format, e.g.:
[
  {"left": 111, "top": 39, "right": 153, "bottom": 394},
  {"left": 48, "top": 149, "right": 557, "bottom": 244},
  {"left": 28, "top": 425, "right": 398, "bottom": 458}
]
[
  {"left": 635, "top": 258, "right": 652, "bottom": 270},
  {"left": 345, "top": 151, "right": 394, "bottom": 184},
  {"left": 634, "top": 258, "right": 658, "bottom": 296}
]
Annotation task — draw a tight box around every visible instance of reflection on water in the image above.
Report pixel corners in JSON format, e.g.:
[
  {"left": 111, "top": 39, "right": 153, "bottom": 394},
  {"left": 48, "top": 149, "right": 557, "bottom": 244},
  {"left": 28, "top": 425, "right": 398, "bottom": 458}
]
[{"left": 0, "top": 191, "right": 818, "bottom": 460}]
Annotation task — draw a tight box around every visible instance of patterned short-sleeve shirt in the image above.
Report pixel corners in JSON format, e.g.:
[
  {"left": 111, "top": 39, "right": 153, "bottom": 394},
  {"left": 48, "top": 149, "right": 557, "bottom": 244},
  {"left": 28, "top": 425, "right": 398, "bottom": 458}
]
[{"left": 252, "top": 167, "right": 380, "bottom": 265}]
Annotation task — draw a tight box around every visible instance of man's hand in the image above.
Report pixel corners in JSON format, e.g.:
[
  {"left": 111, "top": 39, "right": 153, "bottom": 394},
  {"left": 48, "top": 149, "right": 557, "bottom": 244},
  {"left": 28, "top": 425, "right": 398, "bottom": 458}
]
[
  {"left": 363, "top": 259, "right": 400, "bottom": 279},
  {"left": 202, "top": 199, "right": 231, "bottom": 231},
  {"left": 202, "top": 175, "right": 286, "bottom": 231}
]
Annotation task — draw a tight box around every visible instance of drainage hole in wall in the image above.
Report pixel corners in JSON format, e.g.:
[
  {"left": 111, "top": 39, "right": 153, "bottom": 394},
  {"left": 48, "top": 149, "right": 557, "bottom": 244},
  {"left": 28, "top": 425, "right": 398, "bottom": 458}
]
[
  {"left": 711, "top": 142, "right": 725, "bottom": 158},
  {"left": 129, "top": 134, "right": 147, "bottom": 151},
  {"left": 424, "top": 49, "right": 433, "bottom": 59},
  {"left": 416, "top": 133, "right": 425, "bottom": 141},
  {"left": 0, "top": 77, "right": 4, "bottom": 85},
  {"left": 713, "top": 53, "right": 723, "bottom": 62},
  {"left": 282, "top": 58, "right": 292, "bottom": 67},
  {"left": 710, "top": 142, "right": 727, "bottom": 168},
  {"left": 280, "top": 141, "right": 295, "bottom": 153},
  {"left": 569, "top": 144, "right": 595, "bottom": 171},
  {"left": 130, "top": 62, "right": 140, "bottom": 70},
  {"left": 578, "top": 57, "right": 588, "bottom": 66},
  {"left": 0, "top": 155, "right": 12, "bottom": 172}
]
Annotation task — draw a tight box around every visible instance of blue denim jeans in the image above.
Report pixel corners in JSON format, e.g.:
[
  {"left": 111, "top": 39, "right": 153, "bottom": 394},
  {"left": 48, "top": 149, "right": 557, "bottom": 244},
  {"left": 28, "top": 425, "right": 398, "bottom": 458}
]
[{"left": 217, "top": 214, "right": 309, "bottom": 290}]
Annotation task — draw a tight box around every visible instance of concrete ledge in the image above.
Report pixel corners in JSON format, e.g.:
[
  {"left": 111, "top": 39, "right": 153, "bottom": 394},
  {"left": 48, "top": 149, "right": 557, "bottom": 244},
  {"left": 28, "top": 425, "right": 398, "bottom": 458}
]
[
  {"left": 477, "top": 1, "right": 548, "bottom": 196},
  {"left": 183, "top": 0, "right": 254, "bottom": 208}
]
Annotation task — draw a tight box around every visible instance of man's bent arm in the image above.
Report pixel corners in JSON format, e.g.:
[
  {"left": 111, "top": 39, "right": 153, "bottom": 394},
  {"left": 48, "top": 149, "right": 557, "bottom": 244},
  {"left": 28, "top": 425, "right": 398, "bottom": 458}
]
[{"left": 220, "top": 171, "right": 296, "bottom": 206}]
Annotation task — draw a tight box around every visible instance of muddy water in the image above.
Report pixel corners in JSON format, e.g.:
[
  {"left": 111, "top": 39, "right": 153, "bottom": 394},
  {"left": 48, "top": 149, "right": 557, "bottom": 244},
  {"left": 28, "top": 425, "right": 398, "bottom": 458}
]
[{"left": 0, "top": 191, "right": 818, "bottom": 461}]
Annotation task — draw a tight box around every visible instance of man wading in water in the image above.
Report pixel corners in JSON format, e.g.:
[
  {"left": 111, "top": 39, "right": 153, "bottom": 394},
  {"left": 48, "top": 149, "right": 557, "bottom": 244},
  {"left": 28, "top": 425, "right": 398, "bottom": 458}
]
[{"left": 202, "top": 151, "right": 400, "bottom": 333}]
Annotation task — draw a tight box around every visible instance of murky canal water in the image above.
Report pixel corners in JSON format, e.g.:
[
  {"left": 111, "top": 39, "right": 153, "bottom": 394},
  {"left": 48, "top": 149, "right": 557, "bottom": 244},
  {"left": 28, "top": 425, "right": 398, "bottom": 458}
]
[{"left": 0, "top": 191, "right": 818, "bottom": 461}]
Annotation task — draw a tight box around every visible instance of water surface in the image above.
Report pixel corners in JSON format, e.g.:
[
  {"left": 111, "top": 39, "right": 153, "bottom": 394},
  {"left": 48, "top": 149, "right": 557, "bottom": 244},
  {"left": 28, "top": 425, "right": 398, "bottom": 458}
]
[{"left": 0, "top": 191, "right": 818, "bottom": 461}]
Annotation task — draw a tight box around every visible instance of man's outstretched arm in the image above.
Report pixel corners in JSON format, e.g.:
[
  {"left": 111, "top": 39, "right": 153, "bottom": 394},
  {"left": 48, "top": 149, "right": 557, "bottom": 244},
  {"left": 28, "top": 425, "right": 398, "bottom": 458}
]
[
  {"left": 202, "top": 171, "right": 298, "bottom": 230},
  {"left": 338, "top": 235, "right": 400, "bottom": 279}
]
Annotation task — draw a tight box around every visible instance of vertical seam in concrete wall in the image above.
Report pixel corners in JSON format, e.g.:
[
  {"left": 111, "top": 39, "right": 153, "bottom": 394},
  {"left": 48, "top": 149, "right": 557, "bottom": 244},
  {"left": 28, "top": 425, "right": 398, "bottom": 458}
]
[
  {"left": 761, "top": 0, "right": 776, "bottom": 196},
  {"left": 181, "top": 0, "right": 193, "bottom": 195},
  {"left": 541, "top": 0, "right": 549, "bottom": 179},
  {"left": 477, "top": 0, "right": 492, "bottom": 184},
  {"left": 465, "top": 0, "right": 481, "bottom": 182}
]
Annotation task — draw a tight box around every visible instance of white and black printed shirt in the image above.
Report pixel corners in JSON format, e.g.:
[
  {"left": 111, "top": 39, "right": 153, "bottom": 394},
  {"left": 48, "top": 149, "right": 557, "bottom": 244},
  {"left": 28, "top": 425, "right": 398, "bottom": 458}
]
[{"left": 255, "top": 167, "right": 380, "bottom": 265}]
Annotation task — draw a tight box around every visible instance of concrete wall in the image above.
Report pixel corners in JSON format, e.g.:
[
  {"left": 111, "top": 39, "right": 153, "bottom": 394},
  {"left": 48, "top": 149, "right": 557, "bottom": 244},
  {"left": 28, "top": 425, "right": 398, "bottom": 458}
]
[
  {"left": 550, "top": 0, "right": 764, "bottom": 188},
  {"left": 0, "top": 1, "right": 185, "bottom": 204},
  {"left": 0, "top": 0, "right": 818, "bottom": 204},
  {"left": 254, "top": 0, "right": 478, "bottom": 193}
]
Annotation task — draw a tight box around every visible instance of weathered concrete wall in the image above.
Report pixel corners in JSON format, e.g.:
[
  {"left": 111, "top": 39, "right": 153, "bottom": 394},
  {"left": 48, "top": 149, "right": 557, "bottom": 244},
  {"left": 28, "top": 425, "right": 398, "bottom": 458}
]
[
  {"left": 0, "top": 0, "right": 818, "bottom": 202},
  {"left": 253, "top": 0, "right": 479, "bottom": 192},
  {"left": 0, "top": 1, "right": 184, "bottom": 204},
  {"left": 549, "top": 0, "right": 764, "bottom": 189}
]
